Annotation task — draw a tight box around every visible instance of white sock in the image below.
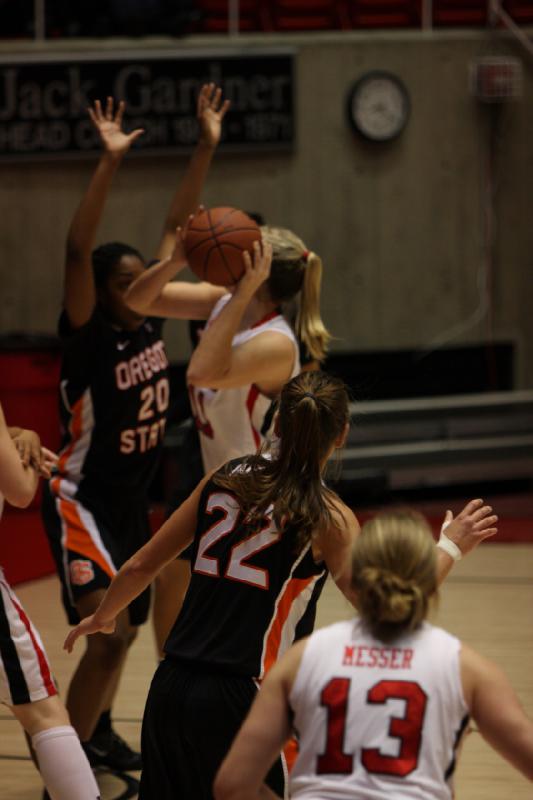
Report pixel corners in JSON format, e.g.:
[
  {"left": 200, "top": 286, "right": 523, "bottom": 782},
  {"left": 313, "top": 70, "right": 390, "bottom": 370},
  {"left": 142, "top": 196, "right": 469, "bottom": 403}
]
[{"left": 32, "top": 725, "right": 100, "bottom": 800}]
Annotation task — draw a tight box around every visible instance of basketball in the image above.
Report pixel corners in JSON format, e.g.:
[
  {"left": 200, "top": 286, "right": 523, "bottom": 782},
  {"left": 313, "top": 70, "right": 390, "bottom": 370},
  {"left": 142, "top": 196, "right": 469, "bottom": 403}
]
[{"left": 184, "top": 207, "right": 262, "bottom": 286}]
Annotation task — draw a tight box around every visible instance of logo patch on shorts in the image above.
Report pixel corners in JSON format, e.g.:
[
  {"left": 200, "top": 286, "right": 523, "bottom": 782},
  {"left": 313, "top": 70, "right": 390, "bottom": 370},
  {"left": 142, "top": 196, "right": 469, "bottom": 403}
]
[{"left": 70, "top": 559, "right": 95, "bottom": 586}]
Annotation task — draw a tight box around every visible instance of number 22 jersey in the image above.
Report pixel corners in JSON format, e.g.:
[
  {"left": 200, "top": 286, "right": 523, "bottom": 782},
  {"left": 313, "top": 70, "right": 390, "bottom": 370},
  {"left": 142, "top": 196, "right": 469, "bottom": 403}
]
[
  {"left": 53, "top": 309, "right": 169, "bottom": 496},
  {"left": 289, "top": 617, "right": 469, "bottom": 800}
]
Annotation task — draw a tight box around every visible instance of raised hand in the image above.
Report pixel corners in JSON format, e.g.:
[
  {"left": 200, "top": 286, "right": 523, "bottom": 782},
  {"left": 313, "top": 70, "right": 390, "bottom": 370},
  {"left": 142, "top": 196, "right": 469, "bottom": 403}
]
[
  {"left": 237, "top": 240, "right": 273, "bottom": 298},
  {"left": 170, "top": 212, "right": 196, "bottom": 267},
  {"left": 88, "top": 97, "right": 144, "bottom": 157},
  {"left": 64, "top": 613, "right": 116, "bottom": 653},
  {"left": 441, "top": 498, "right": 498, "bottom": 557},
  {"left": 197, "top": 83, "right": 230, "bottom": 149}
]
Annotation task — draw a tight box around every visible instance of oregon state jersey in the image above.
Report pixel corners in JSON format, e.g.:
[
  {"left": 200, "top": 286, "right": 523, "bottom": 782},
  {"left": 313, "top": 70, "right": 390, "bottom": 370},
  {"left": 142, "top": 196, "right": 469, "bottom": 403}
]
[
  {"left": 165, "top": 462, "right": 327, "bottom": 678},
  {"left": 53, "top": 309, "right": 169, "bottom": 494},
  {"left": 289, "top": 618, "right": 469, "bottom": 800},
  {"left": 189, "top": 295, "right": 300, "bottom": 473}
]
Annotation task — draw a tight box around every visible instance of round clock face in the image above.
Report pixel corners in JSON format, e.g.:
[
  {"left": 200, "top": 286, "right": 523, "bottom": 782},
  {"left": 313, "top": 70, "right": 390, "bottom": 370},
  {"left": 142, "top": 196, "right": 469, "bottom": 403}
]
[{"left": 347, "top": 71, "right": 410, "bottom": 142}]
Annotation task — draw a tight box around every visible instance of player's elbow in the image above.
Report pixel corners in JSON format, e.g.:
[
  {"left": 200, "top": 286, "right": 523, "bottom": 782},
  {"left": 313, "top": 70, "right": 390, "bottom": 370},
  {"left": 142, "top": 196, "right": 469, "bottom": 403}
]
[
  {"left": 186, "top": 365, "right": 217, "bottom": 387},
  {"left": 123, "top": 286, "right": 150, "bottom": 315},
  {"left": 213, "top": 767, "right": 247, "bottom": 800},
  {"left": 6, "top": 483, "right": 36, "bottom": 509}
]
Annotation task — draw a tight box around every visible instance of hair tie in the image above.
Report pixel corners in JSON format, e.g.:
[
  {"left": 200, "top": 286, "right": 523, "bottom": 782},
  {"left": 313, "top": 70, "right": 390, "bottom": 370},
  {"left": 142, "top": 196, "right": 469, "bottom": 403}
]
[
  {"left": 302, "top": 391, "right": 315, "bottom": 400},
  {"left": 301, "top": 250, "right": 310, "bottom": 263}
]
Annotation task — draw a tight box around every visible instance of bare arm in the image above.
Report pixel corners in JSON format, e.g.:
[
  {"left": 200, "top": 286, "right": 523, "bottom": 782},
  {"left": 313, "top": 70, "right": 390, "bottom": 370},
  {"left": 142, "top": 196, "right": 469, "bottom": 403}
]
[
  {"left": 461, "top": 643, "right": 533, "bottom": 780},
  {"left": 186, "top": 241, "right": 294, "bottom": 391},
  {"left": 64, "top": 472, "right": 212, "bottom": 652},
  {"left": 0, "top": 404, "right": 39, "bottom": 508},
  {"left": 155, "top": 83, "right": 230, "bottom": 261},
  {"left": 64, "top": 99, "right": 144, "bottom": 329},
  {"left": 124, "top": 227, "right": 225, "bottom": 319},
  {"left": 314, "top": 499, "right": 360, "bottom": 603},
  {"left": 435, "top": 499, "right": 498, "bottom": 585},
  {"left": 214, "top": 641, "right": 305, "bottom": 800}
]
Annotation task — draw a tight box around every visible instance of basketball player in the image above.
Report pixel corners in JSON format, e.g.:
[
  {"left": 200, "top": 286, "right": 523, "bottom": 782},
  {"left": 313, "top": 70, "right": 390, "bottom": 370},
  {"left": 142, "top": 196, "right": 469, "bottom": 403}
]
[
  {"left": 64, "top": 371, "right": 497, "bottom": 800},
  {"left": 213, "top": 509, "right": 533, "bottom": 800},
  {"left": 0, "top": 402, "right": 100, "bottom": 800},
  {"left": 125, "top": 212, "right": 332, "bottom": 649},
  {"left": 41, "top": 86, "right": 229, "bottom": 772}
]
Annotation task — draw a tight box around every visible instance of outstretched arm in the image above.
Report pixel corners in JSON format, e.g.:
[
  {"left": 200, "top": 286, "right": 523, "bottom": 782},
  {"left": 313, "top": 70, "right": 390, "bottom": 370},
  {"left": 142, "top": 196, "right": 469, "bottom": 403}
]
[
  {"left": 155, "top": 83, "right": 230, "bottom": 261},
  {"left": 435, "top": 498, "right": 498, "bottom": 584},
  {"left": 64, "top": 98, "right": 144, "bottom": 329},
  {"left": 64, "top": 471, "right": 211, "bottom": 652},
  {"left": 124, "top": 223, "right": 226, "bottom": 319},
  {"left": 461, "top": 643, "right": 533, "bottom": 780}
]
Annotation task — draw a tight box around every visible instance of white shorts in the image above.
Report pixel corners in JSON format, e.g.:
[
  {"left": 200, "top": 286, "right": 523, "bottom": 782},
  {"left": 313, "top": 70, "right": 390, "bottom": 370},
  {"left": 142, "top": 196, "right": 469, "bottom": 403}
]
[{"left": 0, "top": 568, "right": 57, "bottom": 706}]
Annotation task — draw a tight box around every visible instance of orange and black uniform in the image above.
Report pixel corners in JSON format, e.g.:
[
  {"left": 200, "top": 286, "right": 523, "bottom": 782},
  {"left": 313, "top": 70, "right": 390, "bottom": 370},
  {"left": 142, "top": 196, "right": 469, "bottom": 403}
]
[
  {"left": 42, "top": 309, "right": 169, "bottom": 624},
  {"left": 139, "top": 461, "right": 327, "bottom": 799}
]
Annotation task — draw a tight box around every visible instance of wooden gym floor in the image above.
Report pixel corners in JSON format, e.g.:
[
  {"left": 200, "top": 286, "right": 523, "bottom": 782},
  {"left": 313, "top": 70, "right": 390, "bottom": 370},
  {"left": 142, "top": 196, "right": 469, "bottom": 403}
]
[{"left": 1, "top": 538, "right": 532, "bottom": 798}]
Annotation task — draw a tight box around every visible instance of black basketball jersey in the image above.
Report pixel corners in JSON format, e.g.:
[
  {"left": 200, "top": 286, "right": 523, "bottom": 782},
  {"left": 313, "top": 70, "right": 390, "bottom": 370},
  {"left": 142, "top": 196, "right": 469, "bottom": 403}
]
[
  {"left": 54, "top": 309, "right": 169, "bottom": 495},
  {"left": 165, "top": 464, "right": 328, "bottom": 679}
]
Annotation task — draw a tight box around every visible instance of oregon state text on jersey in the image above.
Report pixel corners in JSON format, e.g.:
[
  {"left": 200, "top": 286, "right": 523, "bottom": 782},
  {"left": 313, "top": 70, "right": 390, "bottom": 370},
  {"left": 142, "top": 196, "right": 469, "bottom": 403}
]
[
  {"left": 54, "top": 309, "right": 169, "bottom": 492},
  {"left": 189, "top": 295, "right": 300, "bottom": 473},
  {"left": 165, "top": 463, "right": 327, "bottom": 679},
  {"left": 288, "top": 618, "right": 470, "bottom": 800}
]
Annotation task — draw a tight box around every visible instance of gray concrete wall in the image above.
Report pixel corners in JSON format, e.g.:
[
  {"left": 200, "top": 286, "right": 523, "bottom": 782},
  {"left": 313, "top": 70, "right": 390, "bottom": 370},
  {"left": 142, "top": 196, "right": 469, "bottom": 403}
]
[{"left": 0, "top": 31, "right": 531, "bottom": 387}]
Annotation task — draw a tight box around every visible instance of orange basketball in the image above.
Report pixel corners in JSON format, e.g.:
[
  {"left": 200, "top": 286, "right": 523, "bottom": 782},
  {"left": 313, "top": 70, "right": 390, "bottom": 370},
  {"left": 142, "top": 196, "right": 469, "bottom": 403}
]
[{"left": 184, "top": 207, "right": 261, "bottom": 286}]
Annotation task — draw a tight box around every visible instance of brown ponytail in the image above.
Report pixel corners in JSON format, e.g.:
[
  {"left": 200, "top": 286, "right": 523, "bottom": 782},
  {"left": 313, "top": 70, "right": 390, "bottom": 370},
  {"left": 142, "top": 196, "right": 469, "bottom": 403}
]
[
  {"left": 260, "top": 226, "right": 332, "bottom": 363},
  {"left": 351, "top": 510, "right": 437, "bottom": 643},
  {"left": 214, "top": 371, "right": 349, "bottom": 548}
]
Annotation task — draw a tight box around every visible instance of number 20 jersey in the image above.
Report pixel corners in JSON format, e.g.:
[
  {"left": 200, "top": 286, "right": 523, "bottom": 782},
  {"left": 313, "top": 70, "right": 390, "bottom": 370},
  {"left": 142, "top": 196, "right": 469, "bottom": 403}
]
[
  {"left": 54, "top": 310, "right": 169, "bottom": 495},
  {"left": 289, "top": 618, "right": 469, "bottom": 800}
]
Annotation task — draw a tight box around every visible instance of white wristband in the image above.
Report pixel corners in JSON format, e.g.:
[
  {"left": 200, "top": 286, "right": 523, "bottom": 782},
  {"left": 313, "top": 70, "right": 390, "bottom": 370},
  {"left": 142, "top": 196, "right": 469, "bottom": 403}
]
[{"left": 437, "top": 533, "right": 462, "bottom": 562}]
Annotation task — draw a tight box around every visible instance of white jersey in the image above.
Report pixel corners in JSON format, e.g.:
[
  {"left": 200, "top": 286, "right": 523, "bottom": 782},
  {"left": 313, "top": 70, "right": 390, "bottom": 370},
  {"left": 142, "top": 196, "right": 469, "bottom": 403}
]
[
  {"left": 189, "top": 294, "right": 300, "bottom": 473},
  {"left": 289, "top": 617, "right": 469, "bottom": 800},
  {"left": 0, "top": 491, "right": 57, "bottom": 705}
]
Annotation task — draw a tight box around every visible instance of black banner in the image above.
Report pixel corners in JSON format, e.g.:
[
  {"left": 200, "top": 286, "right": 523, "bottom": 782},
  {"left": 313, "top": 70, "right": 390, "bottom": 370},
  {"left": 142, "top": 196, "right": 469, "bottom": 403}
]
[{"left": 0, "top": 50, "right": 294, "bottom": 160}]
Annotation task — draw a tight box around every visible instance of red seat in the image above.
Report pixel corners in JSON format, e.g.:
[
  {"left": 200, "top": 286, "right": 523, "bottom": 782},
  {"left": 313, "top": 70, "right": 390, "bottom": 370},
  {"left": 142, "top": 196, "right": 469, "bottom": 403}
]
[
  {"left": 432, "top": 0, "right": 488, "bottom": 26},
  {"left": 271, "top": 0, "right": 348, "bottom": 31},
  {"left": 348, "top": 0, "right": 422, "bottom": 28},
  {"left": 197, "top": 0, "right": 271, "bottom": 33},
  {"left": 503, "top": 0, "right": 533, "bottom": 24}
]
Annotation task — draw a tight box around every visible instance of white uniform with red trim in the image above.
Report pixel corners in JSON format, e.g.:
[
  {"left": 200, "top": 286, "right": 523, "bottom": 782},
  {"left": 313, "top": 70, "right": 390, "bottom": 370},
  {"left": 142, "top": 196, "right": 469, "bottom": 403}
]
[
  {"left": 289, "top": 617, "right": 469, "bottom": 800},
  {"left": 0, "top": 494, "right": 57, "bottom": 706},
  {"left": 189, "top": 294, "right": 300, "bottom": 473}
]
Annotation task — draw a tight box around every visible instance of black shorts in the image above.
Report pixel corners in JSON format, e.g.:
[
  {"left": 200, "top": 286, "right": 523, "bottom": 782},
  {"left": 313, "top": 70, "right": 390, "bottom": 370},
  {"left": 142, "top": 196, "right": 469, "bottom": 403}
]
[
  {"left": 41, "top": 480, "right": 151, "bottom": 626},
  {"left": 139, "top": 658, "right": 287, "bottom": 800}
]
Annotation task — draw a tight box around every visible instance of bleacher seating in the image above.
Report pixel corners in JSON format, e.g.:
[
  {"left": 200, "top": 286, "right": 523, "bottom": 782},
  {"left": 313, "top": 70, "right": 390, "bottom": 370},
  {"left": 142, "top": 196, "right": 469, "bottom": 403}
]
[
  {"left": 503, "top": 0, "right": 533, "bottom": 24},
  {"left": 432, "top": 0, "right": 489, "bottom": 26},
  {"left": 347, "top": 0, "right": 422, "bottom": 29},
  {"left": 270, "top": 0, "right": 348, "bottom": 31},
  {"left": 196, "top": 0, "right": 271, "bottom": 32}
]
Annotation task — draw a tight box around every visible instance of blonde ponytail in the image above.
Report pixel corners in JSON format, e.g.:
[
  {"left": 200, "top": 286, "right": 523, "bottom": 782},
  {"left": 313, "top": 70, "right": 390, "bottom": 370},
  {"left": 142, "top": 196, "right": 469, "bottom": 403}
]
[
  {"left": 261, "top": 226, "right": 332, "bottom": 363},
  {"left": 296, "top": 252, "right": 332, "bottom": 362}
]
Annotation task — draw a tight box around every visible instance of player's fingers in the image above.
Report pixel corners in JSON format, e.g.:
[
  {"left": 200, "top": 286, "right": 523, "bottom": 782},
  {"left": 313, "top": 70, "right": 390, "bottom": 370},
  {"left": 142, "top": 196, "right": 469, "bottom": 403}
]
[
  {"left": 105, "top": 96, "right": 113, "bottom": 120},
  {"left": 115, "top": 99, "right": 125, "bottom": 126},
  {"left": 128, "top": 128, "right": 145, "bottom": 144},
  {"left": 94, "top": 99, "right": 103, "bottom": 120},
  {"left": 242, "top": 250, "right": 252, "bottom": 273},
  {"left": 63, "top": 629, "right": 79, "bottom": 653},
  {"left": 87, "top": 106, "right": 97, "bottom": 125},
  {"left": 212, "top": 87, "right": 222, "bottom": 110},
  {"left": 477, "top": 527, "right": 498, "bottom": 540},
  {"left": 219, "top": 99, "right": 231, "bottom": 119},
  {"left": 457, "top": 498, "right": 484, "bottom": 519},
  {"left": 475, "top": 514, "right": 498, "bottom": 530},
  {"left": 469, "top": 505, "right": 493, "bottom": 523}
]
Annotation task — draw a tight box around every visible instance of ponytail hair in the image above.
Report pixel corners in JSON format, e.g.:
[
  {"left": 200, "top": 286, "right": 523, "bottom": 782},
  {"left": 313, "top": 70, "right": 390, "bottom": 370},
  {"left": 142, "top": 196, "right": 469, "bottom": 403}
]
[
  {"left": 261, "top": 226, "right": 332, "bottom": 363},
  {"left": 351, "top": 510, "right": 437, "bottom": 643},
  {"left": 214, "top": 371, "right": 349, "bottom": 548}
]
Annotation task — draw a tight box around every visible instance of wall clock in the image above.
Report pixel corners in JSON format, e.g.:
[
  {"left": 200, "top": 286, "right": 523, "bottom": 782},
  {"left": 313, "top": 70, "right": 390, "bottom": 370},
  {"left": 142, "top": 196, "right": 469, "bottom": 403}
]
[{"left": 347, "top": 71, "right": 410, "bottom": 142}]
